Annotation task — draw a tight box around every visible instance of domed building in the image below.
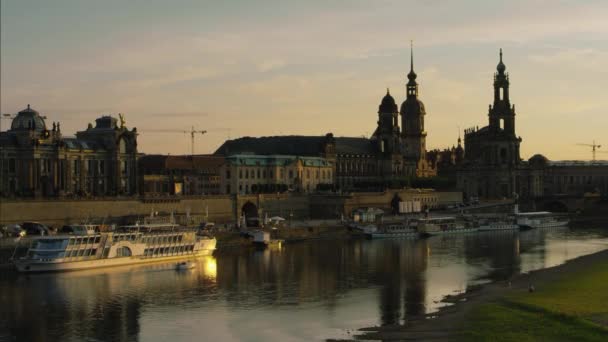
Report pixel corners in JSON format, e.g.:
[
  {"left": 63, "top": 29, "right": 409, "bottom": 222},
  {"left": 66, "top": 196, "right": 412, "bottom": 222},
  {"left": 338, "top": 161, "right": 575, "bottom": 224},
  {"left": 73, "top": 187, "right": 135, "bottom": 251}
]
[{"left": 0, "top": 105, "right": 139, "bottom": 198}]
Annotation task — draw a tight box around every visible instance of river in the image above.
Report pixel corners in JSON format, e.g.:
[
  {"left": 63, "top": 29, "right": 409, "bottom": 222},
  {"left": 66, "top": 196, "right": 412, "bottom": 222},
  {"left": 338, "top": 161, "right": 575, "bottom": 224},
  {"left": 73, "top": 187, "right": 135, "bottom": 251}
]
[{"left": 1, "top": 227, "right": 607, "bottom": 342}]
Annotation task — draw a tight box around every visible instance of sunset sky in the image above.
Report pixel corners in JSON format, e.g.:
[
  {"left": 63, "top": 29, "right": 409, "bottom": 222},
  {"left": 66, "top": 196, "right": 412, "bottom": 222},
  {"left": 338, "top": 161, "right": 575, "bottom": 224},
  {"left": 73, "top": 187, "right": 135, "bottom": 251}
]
[{"left": 2, "top": 0, "right": 607, "bottom": 160}]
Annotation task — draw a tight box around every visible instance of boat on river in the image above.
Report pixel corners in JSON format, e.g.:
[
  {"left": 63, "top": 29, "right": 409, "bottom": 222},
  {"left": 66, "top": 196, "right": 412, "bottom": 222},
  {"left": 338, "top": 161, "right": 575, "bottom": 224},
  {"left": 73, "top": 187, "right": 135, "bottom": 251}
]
[
  {"left": 417, "top": 217, "right": 478, "bottom": 237},
  {"left": 516, "top": 211, "right": 569, "bottom": 230},
  {"left": 366, "top": 221, "right": 417, "bottom": 239},
  {"left": 13, "top": 224, "right": 216, "bottom": 273},
  {"left": 477, "top": 215, "right": 519, "bottom": 232}
]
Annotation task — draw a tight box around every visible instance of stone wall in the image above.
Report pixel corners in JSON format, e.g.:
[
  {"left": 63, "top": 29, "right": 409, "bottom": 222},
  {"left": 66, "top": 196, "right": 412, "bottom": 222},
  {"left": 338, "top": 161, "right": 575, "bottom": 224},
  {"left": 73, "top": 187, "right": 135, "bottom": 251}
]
[
  {"left": 0, "top": 190, "right": 463, "bottom": 226},
  {"left": 0, "top": 196, "right": 234, "bottom": 226}
]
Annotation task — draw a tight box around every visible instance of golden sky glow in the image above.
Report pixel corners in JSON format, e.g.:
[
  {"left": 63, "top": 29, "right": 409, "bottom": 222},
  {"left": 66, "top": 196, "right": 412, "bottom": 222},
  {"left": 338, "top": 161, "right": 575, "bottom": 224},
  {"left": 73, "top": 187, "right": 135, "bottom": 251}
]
[{"left": 2, "top": 1, "right": 607, "bottom": 160}]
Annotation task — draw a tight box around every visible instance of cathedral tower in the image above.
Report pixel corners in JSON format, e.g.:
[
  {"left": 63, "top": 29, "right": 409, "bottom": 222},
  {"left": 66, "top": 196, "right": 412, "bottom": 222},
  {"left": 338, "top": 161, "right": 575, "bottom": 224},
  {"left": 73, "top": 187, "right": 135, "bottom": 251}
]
[
  {"left": 400, "top": 42, "right": 427, "bottom": 163},
  {"left": 489, "top": 48, "right": 516, "bottom": 136}
]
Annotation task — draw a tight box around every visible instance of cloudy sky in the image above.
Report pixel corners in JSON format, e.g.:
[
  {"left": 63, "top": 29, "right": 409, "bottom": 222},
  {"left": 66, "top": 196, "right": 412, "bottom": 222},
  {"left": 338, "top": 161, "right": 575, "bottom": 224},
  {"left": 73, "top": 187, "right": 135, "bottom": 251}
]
[{"left": 2, "top": 0, "right": 607, "bottom": 160}]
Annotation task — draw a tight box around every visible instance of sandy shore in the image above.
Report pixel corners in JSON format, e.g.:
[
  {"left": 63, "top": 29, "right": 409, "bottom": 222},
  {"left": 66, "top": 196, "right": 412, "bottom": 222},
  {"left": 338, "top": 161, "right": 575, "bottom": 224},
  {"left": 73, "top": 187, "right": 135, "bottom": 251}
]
[{"left": 346, "top": 248, "right": 608, "bottom": 341}]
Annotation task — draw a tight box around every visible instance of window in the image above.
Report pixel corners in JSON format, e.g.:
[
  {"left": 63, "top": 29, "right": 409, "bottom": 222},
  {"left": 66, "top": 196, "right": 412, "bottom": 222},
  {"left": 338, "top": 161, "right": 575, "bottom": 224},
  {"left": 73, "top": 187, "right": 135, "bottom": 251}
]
[
  {"left": 226, "top": 170, "right": 231, "bottom": 179},
  {"left": 239, "top": 170, "right": 242, "bottom": 179},
  {"left": 289, "top": 170, "right": 294, "bottom": 179},
  {"left": 500, "top": 118, "right": 505, "bottom": 130},
  {"left": 8, "top": 159, "right": 16, "bottom": 173}
]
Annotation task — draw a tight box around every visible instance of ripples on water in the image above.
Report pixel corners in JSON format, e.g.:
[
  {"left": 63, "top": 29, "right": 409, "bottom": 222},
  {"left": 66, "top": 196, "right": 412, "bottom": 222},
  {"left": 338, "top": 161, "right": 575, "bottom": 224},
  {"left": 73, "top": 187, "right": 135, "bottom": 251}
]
[{"left": 1, "top": 227, "right": 607, "bottom": 342}]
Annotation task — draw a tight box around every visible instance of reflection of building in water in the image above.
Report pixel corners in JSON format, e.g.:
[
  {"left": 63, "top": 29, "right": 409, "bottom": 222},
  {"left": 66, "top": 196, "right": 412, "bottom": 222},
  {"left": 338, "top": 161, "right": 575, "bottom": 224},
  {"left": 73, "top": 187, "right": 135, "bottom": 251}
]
[
  {"left": 463, "top": 232, "right": 522, "bottom": 281},
  {"left": 375, "top": 239, "right": 429, "bottom": 325}
]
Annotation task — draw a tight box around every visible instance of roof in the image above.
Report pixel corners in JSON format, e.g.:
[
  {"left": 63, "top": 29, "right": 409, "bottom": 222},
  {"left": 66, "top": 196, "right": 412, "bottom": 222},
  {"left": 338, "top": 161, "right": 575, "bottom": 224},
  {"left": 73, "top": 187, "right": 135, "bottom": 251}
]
[
  {"left": 139, "top": 154, "right": 225, "bottom": 171},
  {"left": 334, "top": 137, "right": 375, "bottom": 155},
  {"left": 226, "top": 154, "right": 330, "bottom": 167},
  {"left": 214, "top": 135, "right": 327, "bottom": 156},
  {"left": 548, "top": 160, "right": 608, "bottom": 167}
]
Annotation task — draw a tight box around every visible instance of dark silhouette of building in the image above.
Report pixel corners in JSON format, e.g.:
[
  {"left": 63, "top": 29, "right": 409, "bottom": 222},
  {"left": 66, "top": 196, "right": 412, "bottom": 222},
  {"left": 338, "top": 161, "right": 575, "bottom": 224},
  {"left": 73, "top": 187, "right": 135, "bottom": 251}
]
[
  {"left": 214, "top": 44, "right": 436, "bottom": 191},
  {"left": 456, "top": 50, "right": 608, "bottom": 202}
]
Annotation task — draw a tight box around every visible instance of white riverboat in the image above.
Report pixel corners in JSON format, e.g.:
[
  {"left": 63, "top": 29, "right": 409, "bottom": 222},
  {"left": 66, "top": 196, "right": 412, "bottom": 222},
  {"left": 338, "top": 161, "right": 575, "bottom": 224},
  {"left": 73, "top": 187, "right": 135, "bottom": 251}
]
[
  {"left": 366, "top": 221, "right": 417, "bottom": 239},
  {"left": 14, "top": 225, "right": 216, "bottom": 273},
  {"left": 477, "top": 216, "right": 519, "bottom": 232},
  {"left": 417, "top": 217, "right": 478, "bottom": 237},
  {"left": 516, "top": 211, "right": 569, "bottom": 230}
]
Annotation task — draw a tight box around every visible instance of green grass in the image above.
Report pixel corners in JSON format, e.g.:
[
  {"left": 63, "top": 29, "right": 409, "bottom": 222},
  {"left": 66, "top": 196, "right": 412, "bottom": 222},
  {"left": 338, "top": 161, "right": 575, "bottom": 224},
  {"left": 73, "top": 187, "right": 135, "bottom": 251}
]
[{"left": 461, "top": 260, "right": 608, "bottom": 341}]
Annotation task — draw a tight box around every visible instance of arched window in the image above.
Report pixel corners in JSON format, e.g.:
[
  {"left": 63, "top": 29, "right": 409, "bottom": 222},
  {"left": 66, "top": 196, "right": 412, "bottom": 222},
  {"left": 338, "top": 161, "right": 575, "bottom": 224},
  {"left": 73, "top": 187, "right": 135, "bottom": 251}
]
[
  {"left": 499, "top": 87, "right": 504, "bottom": 100},
  {"left": 500, "top": 118, "right": 505, "bottom": 130},
  {"left": 116, "top": 246, "right": 132, "bottom": 257},
  {"left": 119, "top": 138, "right": 126, "bottom": 154}
]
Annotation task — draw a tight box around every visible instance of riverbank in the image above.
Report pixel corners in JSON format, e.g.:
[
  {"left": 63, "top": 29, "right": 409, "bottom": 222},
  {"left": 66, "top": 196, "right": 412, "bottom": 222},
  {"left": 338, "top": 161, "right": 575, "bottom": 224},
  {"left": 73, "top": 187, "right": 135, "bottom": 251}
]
[{"left": 352, "top": 248, "right": 608, "bottom": 341}]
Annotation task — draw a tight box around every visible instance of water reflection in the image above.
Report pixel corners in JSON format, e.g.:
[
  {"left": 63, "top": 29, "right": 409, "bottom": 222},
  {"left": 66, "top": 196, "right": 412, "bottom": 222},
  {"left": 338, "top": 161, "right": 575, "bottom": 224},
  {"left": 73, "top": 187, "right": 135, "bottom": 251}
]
[{"left": 1, "top": 228, "right": 607, "bottom": 342}]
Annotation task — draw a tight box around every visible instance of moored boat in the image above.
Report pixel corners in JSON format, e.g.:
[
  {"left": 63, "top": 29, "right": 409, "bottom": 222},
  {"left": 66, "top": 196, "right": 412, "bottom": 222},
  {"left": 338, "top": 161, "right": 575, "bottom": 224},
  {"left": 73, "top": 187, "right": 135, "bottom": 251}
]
[
  {"left": 516, "top": 211, "right": 569, "bottom": 230},
  {"left": 13, "top": 224, "right": 216, "bottom": 273},
  {"left": 417, "top": 217, "right": 478, "bottom": 237},
  {"left": 477, "top": 215, "right": 519, "bottom": 232},
  {"left": 366, "top": 222, "right": 417, "bottom": 239}
]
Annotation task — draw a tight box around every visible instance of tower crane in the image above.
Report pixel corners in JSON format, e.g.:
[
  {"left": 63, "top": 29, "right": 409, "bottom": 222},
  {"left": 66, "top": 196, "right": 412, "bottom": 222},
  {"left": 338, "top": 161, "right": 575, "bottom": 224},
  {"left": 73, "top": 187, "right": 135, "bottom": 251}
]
[
  {"left": 146, "top": 126, "right": 207, "bottom": 155},
  {"left": 576, "top": 141, "right": 601, "bottom": 161}
]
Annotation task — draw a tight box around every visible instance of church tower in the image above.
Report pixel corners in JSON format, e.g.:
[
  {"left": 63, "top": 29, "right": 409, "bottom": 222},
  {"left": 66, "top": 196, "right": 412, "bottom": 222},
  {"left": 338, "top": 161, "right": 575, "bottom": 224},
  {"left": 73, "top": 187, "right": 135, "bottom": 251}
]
[
  {"left": 374, "top": 89, "right": 400, "bottom": 155},
  {"left": 489, "top": 49, "right": 516, "bottom": 136},
  {"left": 401, "top": 42, "right": 427, "bottom": 165}
]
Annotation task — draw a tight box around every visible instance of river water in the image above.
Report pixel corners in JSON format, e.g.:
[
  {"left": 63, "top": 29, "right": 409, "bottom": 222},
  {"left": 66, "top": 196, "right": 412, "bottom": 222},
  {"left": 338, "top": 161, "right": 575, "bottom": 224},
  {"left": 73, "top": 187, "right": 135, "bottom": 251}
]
[{"left": 1, "top": 227, "right": 607, "bottom": 342}]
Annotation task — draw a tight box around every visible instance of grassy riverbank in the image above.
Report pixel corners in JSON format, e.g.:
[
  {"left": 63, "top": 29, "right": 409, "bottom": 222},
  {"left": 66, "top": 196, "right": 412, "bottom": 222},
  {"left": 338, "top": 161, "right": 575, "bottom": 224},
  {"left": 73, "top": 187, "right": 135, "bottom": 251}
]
[
  {"left": 353, "top": 249, "right": 608, "bottom": 341},
  {"left": 462, "top": 256, "right": 608, "bottom": 341}
]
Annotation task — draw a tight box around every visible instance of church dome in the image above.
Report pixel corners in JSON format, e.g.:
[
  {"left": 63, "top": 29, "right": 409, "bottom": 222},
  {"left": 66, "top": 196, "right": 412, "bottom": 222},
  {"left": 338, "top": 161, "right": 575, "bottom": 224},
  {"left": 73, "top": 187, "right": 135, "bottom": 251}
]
[
  {"left": 379, "top": 89, "right": 398, "bottom": 113},
  {"left": 400, "top": 98, "right": 426, "bottom": 117},
  {"left": 528, "top": 154, "right": 548, "bottom": 167},
  {"left": 10, "top": 105, "right": 47, "bottom": 132}
]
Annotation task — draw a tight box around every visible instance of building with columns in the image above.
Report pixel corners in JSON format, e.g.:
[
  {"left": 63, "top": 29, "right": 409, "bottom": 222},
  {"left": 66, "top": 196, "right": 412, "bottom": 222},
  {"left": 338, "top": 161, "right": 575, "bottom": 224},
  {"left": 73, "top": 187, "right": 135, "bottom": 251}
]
[{"left": 0, "top": 106, "right": 139, "bottom": 198}]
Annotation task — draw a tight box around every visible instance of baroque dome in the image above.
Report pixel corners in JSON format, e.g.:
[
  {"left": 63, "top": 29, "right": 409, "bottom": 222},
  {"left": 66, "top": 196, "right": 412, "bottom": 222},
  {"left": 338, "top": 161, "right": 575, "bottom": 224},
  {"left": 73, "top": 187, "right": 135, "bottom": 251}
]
[
  {"left": 378, "top": 89, "right": 398, "bottom": 113},
  {"left": 10, "top": 105, "right": 47, "bottom": 132}
]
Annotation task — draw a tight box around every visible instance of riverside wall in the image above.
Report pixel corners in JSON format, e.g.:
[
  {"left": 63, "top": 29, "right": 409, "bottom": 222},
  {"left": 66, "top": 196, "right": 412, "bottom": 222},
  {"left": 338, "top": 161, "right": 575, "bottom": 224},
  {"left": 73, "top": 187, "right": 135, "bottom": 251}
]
[{"left": 0, "top": 190, "right": 463, "bottom": 226}]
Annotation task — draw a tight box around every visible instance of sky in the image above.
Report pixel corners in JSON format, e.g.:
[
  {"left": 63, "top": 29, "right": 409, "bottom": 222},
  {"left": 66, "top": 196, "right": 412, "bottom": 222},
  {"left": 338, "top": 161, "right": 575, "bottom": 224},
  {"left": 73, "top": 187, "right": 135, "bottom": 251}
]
[{"left": 2, "top": 0, "right": 607, "bottom": 160}]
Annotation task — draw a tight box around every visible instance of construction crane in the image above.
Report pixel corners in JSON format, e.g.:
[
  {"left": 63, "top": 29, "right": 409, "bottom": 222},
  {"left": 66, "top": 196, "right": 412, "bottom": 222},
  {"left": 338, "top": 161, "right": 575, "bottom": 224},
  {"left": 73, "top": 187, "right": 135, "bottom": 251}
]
[
  {"left": 146, "top": 126, "right": 207, "bottom": 155},
  {"left": 576, "top": 140, "right": 601, "bottom": 161}
]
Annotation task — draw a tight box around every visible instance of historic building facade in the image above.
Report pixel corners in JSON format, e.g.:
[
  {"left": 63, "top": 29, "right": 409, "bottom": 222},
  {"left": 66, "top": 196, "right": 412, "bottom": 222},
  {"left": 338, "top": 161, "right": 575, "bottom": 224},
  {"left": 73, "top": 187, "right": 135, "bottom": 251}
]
[
  {"left": 0, "top": 106, "right": 139, "bottom": 198},
  {"left": 457, "top": 50, "right": 608, "bottom": 201},
  {"left": 214, "top": 46, "right": 435, "bottom": 191},
  {"left": 219, "top": 155, "right": 333, "bottom": 195},
  {"left": 138, "top": 155, "right": 224, "bottom": 196},
  {"left": 457, "top": 50, "right": 525, "bottom": 199}
]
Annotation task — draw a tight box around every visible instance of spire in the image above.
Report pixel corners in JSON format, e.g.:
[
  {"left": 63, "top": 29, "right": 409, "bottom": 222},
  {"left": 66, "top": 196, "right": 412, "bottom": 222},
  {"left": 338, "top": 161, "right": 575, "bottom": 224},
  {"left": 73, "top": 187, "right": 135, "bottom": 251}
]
[
  {"left": 387, "top": 87, "right": 390, "bottom": 95},
  {"left": 497, "top": 48, "right": 506, "bottom": 74},
  {"left": 410, "top": 40, "right": 414, "bottom": 73},
  {"left": 408, "top": 40, "right": 417, "bottom": 82}
]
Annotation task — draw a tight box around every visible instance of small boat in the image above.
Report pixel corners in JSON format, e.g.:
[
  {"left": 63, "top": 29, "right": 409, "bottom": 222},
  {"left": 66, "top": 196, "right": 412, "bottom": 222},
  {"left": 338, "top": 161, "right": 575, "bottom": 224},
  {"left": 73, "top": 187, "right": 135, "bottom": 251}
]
[
  {"left": 250, "top": 230, "right": 283, "bottom": 249},
  {"left": 175, "top": 261, "right": 196, "bottom": 270}
]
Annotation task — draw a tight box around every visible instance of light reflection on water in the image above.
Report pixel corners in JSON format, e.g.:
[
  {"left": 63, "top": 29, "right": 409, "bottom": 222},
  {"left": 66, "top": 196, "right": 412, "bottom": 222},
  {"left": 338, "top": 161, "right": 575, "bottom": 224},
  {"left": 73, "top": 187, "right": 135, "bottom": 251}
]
[{"left": 1, "top": 227, "right": 607, "bottom": 342}]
